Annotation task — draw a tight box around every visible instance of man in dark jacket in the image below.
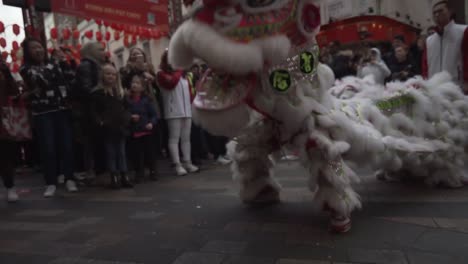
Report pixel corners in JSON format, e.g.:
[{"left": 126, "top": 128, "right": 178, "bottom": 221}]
[
  {"left": 72, "top": 42, "right": 106, "bottom": 179},
  {"left": 388, "top": 46, "right": 418, "bottom": 82}
]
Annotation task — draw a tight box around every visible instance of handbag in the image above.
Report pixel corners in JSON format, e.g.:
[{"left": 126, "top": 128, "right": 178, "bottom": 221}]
[{"left": 0, "top": 97, "right": 32, "bottom": 141}]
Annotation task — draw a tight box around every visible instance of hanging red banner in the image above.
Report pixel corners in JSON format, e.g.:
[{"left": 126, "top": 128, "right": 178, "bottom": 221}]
[{"left": 50, "top": 0, "right": 169, "bottom": 31}]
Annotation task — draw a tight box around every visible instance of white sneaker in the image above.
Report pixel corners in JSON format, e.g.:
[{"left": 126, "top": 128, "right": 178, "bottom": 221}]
[
  {"left": 184, "top": 163, "right": 199, "bottom": 173},
  {"left": 66, "top": 180, "right": 78, "bottom": 192},
  {"left": 6, "top": 188, "right": 19, "bottom": 203},
  {"left": 58, "top": 175, "right": 65, "bottom": 184},
  {"left": 216, "top": 156, "right": 232, "bottom": 165},
  {"left": 74, "top": 172, "right": 87, "bottom": 181},
  {"left": 43, "top": 185, "right": 57, "bottom": 198},
  {"left": 175, "top": 164, "right": 188, "bottom": 176}
]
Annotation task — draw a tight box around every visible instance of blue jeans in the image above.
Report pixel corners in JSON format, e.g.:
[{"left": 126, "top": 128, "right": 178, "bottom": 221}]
[
  {"left": 33, "top": 110, "right": 74, "bottom": 185},
  {"left": 105, "top": 137, "right": 127, "bottom": 173}
]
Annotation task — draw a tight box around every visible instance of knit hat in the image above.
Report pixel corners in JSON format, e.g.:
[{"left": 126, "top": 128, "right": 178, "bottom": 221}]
[{"left": 432, "top": 0, "right": 449, "bottom": 8}]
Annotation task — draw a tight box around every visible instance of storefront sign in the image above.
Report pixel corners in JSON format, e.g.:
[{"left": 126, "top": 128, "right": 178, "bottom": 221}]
[{"left": 50, "top": 0, "right": 169, "bottom": 30}]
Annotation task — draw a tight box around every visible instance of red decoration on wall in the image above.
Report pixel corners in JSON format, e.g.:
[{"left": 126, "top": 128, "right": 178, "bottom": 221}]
[
  {"left": 96, "top": 31, "right": 103, "bottom": 41},
  {"left": 0, "top": 22, "right": 4, "bottom": 33},
  {"left": 62, "top": 28, "right": 71, "bottom": 40},
  {"left": 76, "top": 44, "right": 82, "bottom": 51},
  {"left": 84, "top": 30, "right": 94, "bottom": 39},
  {"left": 12, "top": 41, "right": 19, "bottom": 51},
  {"left": 131, "top": 35, "right": 137, "bottom": 45},
  {"left": 73, "top": 29, "right": 80, "bottom": 40},
  {"left": 50, "top": 28, "right": 58, "bottom": 39},
  {"left": 12, "top": 24, "right": 20, "bottom": 36},
  {"left": 0, "top": 38, "right": 6, "bottom": 48}
]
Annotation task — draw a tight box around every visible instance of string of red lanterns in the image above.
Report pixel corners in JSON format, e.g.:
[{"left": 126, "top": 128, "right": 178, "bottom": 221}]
[{"left": 1, "top": 19, "right": 170, "bottom": 73}]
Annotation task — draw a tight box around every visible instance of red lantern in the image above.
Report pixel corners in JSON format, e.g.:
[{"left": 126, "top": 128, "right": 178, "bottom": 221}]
[
  {"left": 62, "top": 28, "right": 71, "bottom": 40},
  {"left": 96, "top": 20, "right": 102, "bottom": 26},
  {"left": 114, "top": 31, "right": 121, "bottom": 41},
  {"left": 96, "top": 31, "right": 103, "bottom": 41},
  {"left": 103, "top": 21, "right": 110, "bottom": 28},
  {"left": 50, "top": 27, "right": 58, "bottom": 39},
  {"left": 12, "top": 24, "right": 20, "bottom": 36},
  {"left": 105, "top": 31, "right": 111, "bottom": 41},
  {"left": 0, "top": 38, "right": 6, "bottom": 48},
  {"left": 12, "top": 41, "right": 19, "bottom": 51},
  {"left": 131, "top": 35, "right": 137, "bottom": 44},
  {"left": 76, "top": 44, "right": 82, "bottom": 51},
  {"left": 1, "top": 51, "right": 8, "bottom": 61},
  {"left": 0, "top": 22, "right": 4, "bottom": 33},
  {"left": 84, "top": 30, "right": 93, "bottom": 39},
  {"left": 73, "top": 29, "right": 80, "bottom": 40}
]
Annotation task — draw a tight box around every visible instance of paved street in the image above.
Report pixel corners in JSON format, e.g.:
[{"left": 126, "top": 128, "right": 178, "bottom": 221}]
[{"left": 1, "top": 161, "right": 468, "bottom": 264}]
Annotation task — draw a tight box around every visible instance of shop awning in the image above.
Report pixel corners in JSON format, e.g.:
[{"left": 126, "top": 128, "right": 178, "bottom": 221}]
[{"left": 50, "top": 0, "right": 169, "bottom": 31}]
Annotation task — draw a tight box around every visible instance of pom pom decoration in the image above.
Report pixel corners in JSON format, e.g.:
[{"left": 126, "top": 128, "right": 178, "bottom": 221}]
[
  {"left": 114, "top": 31, "right": 121, "bottom": 41},
  {"left": 11, "top": 63, "right": 20, "bottom": 73},
  {"left": 12, "top": 41, "right": 19, "bottom": 51},
  {"left": 96, "top": 31, "right": 103, "bottom": 41},
  {"left": 62, "top": 28, "right": 71, "bottom": 40},
  {"left": 50, "top": 27, "right": 58, "bottom": 39},
  {"left": 0, "top": 38, "right": 6, "bottom": 48},
  {"left": 84, "top": 30, "right": 94, "bottom": 39},
  {"left": 1, "top": 51, "right": 8, "bottom": 61},
  {"left": 12, "top": 24, "right": 20, "bottom": 36},
  {"left": 105, "top": 31, "right": 111, "bottom": 41},
  {"left": 73, "top": 29, "right": 80, "bottom": 40}
]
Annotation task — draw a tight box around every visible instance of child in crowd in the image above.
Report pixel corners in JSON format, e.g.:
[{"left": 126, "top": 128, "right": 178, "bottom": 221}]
[
  {"left": 91, "top": 63, "right": 132, "bottom": 189},
  {"left": 125, "top": 74, "right": 158, "bottom": 182}
]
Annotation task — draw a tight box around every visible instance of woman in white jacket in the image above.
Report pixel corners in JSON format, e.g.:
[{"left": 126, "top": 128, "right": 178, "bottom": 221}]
[
  {"left": 157, "top": 51, "right": 199, "bottom": 176},
  {"left": 358, "top": 48, "right": 391, "bottom": 85}
]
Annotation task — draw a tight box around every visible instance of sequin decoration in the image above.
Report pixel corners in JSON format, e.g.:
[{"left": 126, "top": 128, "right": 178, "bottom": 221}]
[
  {"left": 266, "top": 44, "right": 320, "bottom": 93},
  {"left": 328, "top": 159, "right": 345, "bottom": 178}
]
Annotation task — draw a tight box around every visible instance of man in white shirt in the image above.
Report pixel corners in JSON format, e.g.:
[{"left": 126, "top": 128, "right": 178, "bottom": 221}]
[{"left": 422, "top": 0, "right": 468, "bottom": 93}]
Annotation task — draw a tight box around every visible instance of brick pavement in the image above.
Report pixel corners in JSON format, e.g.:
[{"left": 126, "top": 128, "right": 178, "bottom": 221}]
[{"left": 1, "top": 162, "right": 468, "bottom": 264}]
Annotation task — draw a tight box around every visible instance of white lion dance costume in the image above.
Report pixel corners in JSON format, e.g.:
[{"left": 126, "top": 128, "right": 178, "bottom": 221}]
[{"left": 169, "top": 0, "right": 468, "bottom": 233}]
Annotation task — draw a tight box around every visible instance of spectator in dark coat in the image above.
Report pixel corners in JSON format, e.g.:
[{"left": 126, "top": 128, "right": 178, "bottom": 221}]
[
  {"left": 0, "top": 62, "right": 20, "bottom": 202},
  {"left": 91, "top": 63, "right": 132, "bottom": 189},
  {"left": 73, "top": 42, "right": 106, "bottom": 179},
  {"left": 125, "top": 74, "right": 158, "bottom": 182}
]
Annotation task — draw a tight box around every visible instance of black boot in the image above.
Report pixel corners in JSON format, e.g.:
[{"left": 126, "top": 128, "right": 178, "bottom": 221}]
[
  {"left": 110, "top": 173, "right": 120, "bottom": 189},
  {"left": 121, "top": 173, "right": 133, "bottom": 188},
  {"left": 150, "top": 171, "right": 158, "bottom": 181}
]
